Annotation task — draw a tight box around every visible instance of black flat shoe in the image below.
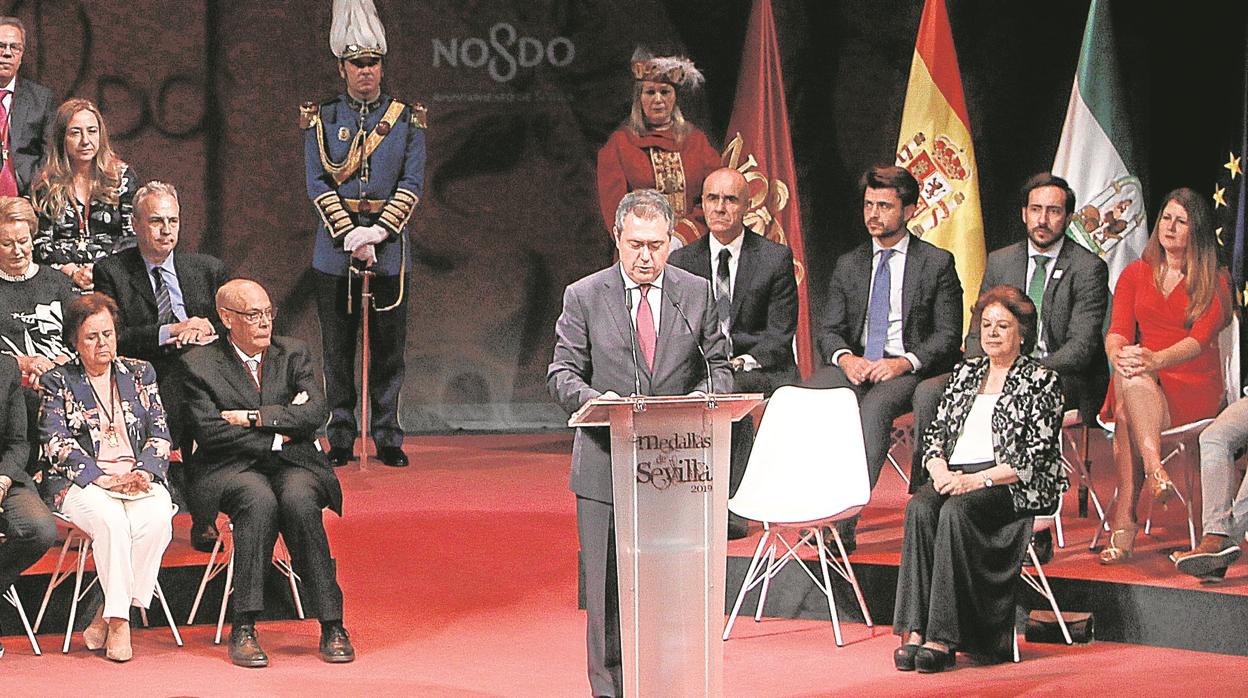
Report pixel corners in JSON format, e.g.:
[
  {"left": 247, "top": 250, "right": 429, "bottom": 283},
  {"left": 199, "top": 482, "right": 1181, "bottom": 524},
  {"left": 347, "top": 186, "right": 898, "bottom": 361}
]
[
  {"left": 914, "top": 645, "right": 956, "bottom": 673},
  {"left": 377, "top": 446, "right": 409, "bottom": 467},
  {"left": 894, "top": 643, "right": 921, "bottom": 671},
  {"left": 328, "top": 447, "right": 353, "bottom": 467}
]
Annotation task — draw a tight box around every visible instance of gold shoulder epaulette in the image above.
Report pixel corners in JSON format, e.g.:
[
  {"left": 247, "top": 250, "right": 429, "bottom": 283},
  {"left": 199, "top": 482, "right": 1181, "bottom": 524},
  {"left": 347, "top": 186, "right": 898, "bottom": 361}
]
[
  {"left": 410, "top": 101, "right": 428, "bottom": 129},
  {"left": 299, "top": 101, "right": 319, "bottom": 130}
]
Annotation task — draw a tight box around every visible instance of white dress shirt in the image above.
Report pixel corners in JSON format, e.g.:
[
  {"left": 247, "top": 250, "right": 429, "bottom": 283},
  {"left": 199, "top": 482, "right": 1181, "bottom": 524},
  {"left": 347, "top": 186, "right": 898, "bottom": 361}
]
[
  {"left": 620, "top": 264, "right": 663, "bottom": 332},
  {"left": 708, "top": 232, "right": 759, "bottom": 370},
  {"left": 834, "top": 234, "right": 921, "bottom": 372}
]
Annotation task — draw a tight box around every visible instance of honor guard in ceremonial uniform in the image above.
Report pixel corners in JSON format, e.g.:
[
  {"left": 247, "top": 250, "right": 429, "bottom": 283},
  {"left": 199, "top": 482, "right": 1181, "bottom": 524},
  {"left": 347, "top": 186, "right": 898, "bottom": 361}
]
[{"left": 303, "top": 0, "right": 425, "bottom": 468}]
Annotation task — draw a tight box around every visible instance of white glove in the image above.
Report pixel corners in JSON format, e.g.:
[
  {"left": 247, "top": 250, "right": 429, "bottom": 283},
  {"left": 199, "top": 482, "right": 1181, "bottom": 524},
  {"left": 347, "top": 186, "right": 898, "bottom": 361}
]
[
  {"left": 343, "top": 225, "right": 388, "bottom": 252},
  {"left": 351, "top": 243, "right": 377, "bottom": 266}
]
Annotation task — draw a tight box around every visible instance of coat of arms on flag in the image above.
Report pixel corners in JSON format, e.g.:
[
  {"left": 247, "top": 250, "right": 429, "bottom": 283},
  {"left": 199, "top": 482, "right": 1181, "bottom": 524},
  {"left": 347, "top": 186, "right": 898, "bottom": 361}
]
[
  {"left": 896, "top": 131, "right": 972, "bottom": 238},
  {"left": 1067, "top": 175, "right": 1147, "bottom": 259}
]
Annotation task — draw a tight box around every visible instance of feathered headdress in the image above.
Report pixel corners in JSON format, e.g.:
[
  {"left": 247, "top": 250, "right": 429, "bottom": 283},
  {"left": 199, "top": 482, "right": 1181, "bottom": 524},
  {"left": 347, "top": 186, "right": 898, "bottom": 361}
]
[
  {"left": 630, "top": 47, "right": 704, "bottom": 89},
  {"left": 330, "top": 0, "right": 387, "bottom": 60}
]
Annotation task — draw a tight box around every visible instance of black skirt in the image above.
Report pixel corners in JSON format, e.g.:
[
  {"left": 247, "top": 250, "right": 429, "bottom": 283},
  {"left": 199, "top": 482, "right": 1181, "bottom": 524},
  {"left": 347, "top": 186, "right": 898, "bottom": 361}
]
[{"left": 892, "top": 462, "right": 1032, "bottom": 660}]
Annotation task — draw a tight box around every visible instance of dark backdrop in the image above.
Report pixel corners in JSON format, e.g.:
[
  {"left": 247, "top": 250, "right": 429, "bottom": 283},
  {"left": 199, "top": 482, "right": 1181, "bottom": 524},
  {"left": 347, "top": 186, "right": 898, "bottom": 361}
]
[{"left": 15, "top": 0, "right": 1246, "bottom": 430}]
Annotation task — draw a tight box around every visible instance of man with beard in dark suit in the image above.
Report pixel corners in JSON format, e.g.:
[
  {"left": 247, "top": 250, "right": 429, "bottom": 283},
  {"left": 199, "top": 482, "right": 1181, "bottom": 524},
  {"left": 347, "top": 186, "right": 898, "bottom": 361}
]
[
  {"left": 0, "top": 17, "right": 53, "bottom": 196},
  {"left": 182, "top": 279, "right": 353, "bottom": 667},
  {"left": 809, "top": 164, "right": 963, "bottom": 552},
  {"left": 94, "top": 181, "right": 228, "bottom": 547},
  {"left": 670, "top": 167, "right": 798, "bottom": 538}
]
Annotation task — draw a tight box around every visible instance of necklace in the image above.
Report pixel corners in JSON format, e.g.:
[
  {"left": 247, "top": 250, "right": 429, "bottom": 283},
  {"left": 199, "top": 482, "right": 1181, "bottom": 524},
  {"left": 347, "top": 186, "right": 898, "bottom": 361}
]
[
  {"left": 85, "top": 365, "right": 121, "bottom": 448},
  {"left": 0, "top": 262, "right": 37, "bottom": 283}
]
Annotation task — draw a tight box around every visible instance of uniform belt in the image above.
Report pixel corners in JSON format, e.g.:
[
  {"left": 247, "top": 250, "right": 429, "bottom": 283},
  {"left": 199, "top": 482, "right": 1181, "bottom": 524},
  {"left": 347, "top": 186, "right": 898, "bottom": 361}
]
[{"left": 342, "top": 198, "right": 387, "bottom": 214}]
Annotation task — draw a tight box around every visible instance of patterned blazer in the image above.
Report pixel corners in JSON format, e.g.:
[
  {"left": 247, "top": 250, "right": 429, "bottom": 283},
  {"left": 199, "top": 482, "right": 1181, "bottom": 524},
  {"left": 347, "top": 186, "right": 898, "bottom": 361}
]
[
  {"left": 921, "top": 355, "right": 1068, "bottom": 513},
  {"left": 37, "top": 356, "right": 171, "bottom": 508}
]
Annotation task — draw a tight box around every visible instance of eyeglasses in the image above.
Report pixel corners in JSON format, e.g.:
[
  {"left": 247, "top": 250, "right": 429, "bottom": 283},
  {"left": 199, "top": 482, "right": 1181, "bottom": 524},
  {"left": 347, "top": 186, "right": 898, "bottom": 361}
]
[
  {"left": 0, "top": 43, "right": 24, "bottom": 54},
  {"left": 222, "top": 307, "right": 276, "bottom": 324}
]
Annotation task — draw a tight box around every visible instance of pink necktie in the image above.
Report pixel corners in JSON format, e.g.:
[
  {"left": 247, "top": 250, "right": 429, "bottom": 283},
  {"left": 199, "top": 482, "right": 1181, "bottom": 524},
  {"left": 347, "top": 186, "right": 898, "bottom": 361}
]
[
  {"left": 0, "top": 89, "right": 15, "bottom": 196},
  {"left": 636, "top": 284, "right": 656, "bottom": 371}
]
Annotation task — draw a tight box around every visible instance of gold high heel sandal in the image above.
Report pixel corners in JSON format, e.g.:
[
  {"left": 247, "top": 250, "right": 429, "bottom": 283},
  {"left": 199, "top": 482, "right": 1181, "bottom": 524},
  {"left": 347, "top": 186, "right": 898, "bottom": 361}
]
[
  {"left": 1148, "top": 468, "right": 1176, "bottom": 508},
  {"left": 1098, "top": 526, "right": 1138, "bottom": 565}
]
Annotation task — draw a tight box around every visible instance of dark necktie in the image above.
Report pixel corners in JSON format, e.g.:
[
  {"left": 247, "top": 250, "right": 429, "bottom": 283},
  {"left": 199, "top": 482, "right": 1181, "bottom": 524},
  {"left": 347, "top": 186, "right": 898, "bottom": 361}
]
[
  {"left": 1027, "top": 255, "right": 1050, "bottom": 318},
  {"left": 0, "top": 89, "right": 16, "bottom": 196},
  {"left": 865, "top": 248, "right": 893, "bottom": 361},
  {"left": 152, "top": 267, "right": 175, "bottom": 325},
  {"left": 715, "top": 248, "right": 732, "bottom": 350},
  {"left": 636, "top": 284, "right": 657, "bottom": 371}
]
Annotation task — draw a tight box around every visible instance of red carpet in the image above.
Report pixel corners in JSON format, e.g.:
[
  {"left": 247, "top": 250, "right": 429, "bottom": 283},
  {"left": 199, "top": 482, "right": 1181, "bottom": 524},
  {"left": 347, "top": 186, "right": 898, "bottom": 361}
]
[{"left": 3, "top": 432, "right": 1247, "bottom": 696}]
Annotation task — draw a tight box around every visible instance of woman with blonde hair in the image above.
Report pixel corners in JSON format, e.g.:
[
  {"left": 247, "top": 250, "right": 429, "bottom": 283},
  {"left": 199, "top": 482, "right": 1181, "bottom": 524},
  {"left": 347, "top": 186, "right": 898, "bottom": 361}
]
[
  {"left": 30, "top": 98, "right": 140, "bottom": 291},
  {"left": 596, "top": 47, "right": 720, "bottom": 247},
  {"left": 1098, "top": 187, "right": 1231, "bottom": 564}
]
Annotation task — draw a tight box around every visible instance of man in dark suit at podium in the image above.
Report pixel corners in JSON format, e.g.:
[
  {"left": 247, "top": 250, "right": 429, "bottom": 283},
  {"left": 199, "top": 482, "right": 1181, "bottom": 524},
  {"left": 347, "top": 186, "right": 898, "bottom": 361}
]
[
  {"left": 548, "top": 189, "right": 731, "bottom": 697},
  {"left": 670, "top": 167, "right": 798, "bottom": 538}
]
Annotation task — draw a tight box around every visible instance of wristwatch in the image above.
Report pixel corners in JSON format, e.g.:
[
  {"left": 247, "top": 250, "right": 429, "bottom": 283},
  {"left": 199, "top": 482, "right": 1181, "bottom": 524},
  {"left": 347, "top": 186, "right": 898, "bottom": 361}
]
[
  {"left": 247, "top": 410, "right": 259, "bottom": 427},
  {"left": 982, "top": 476, "right": 994, "bottom": 488}
]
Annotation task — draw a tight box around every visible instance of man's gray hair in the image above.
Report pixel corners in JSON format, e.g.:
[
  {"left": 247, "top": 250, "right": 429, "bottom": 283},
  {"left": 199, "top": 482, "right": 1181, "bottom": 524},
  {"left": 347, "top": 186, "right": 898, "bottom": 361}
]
[
  {"left": 0, "top": 17, "right": 25, "bottom": 40},
  {"left": 613, "top": 189, "right": 674, "bottom": 236},
  {"left": 133, "top": 180, "right": 180, "bottom": 215}
]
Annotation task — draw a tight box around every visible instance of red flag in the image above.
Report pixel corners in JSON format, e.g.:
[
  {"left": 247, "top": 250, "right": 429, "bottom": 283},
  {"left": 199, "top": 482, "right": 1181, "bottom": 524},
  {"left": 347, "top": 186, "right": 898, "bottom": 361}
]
[{"left": 722, "top": 0, "right": 813, "bottom": 378}]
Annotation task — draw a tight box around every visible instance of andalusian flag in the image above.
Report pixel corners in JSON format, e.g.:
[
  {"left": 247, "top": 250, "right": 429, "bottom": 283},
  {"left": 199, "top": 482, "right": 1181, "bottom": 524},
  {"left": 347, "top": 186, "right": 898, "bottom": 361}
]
[
  {"left": 895, "top": 0, "right": 985, "bottom": 330},
  {"left": 1052, "top": 0, "right": 1148, "bottom": 290}
]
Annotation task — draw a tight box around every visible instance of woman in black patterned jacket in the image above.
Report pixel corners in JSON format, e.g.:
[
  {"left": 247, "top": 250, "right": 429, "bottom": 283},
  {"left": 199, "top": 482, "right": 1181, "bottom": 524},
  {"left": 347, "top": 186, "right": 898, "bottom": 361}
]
[{"left": 892, "top": 286, "right": 1067, "bottom": 673}]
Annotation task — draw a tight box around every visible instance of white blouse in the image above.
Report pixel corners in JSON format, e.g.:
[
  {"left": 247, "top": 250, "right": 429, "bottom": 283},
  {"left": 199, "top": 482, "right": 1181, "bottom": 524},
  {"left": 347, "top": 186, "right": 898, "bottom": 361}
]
[{"left": 948, "top": 393, "right": 1000, "bottom": 466}]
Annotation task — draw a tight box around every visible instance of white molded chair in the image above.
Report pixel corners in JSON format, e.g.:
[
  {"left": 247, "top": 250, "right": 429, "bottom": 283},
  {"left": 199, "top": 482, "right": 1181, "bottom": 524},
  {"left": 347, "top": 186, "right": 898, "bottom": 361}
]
[
  {"left": 723, "top": 386, "right": 873, "bottom": 646},
  {"left": 186, "top": 517, "right": 304, "bottom": 644},
  {"left": 1093, "top": 314, "right": 1240, "bottom": 552},
  {"left": 1013, "top": 504, "right": 1072, "bottom": 662},
  {"left": 33, "top": 511, "right": 183, "bottom": 653}
]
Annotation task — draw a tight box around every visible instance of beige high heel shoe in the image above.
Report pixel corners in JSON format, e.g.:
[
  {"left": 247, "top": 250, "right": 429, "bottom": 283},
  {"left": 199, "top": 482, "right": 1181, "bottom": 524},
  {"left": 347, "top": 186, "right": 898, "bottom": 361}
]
[
  {"left": 1147, "top": 468, "right": 1176, "bottom": 507},
  {"left": 83, "top": 606, "right": 108, "bottom": 651},
  {"left": 1098, "top": 525, "right": 1138, "bottom": 565},
  {"left": 105, "top": 618, "right": 132, "bottom": 662}
]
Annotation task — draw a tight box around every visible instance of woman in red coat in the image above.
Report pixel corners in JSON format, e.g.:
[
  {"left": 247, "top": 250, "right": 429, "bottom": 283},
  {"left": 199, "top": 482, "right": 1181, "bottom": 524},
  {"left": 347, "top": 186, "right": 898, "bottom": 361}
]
[
  {"left": 1099, "top": 187, "right": 1231, "bottom": 564},
  {"left": 597, "top": 49, "right": 720, "bottom": 247}
]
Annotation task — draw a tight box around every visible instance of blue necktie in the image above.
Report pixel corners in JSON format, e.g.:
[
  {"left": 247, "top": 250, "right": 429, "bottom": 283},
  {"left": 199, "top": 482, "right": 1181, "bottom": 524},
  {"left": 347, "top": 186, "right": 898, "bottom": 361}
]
[{"left": 864, "top": 248, "right": 893, "bottom": 361}]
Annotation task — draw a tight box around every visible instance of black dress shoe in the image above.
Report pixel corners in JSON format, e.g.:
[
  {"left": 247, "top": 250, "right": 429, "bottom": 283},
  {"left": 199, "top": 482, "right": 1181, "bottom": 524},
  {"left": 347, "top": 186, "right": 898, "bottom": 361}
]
[
  {"left": 823, "top": 522, "right": 857, "bottom": 556},
  {"left": 893, "top": 643, "right": 921, "bottom": 671},
  {"left": 914, "top": 645, "right": 956, "bottom": 673},
  {"left": 319, "top": 624, "right": 355, "bottom": 663},
  {"left": 228, "top": 624, "right": 269, "bottom": 668},
  {"left": 190, "top": 520, "right": 220, "bottom": 554},
  {"left": 377, "top": 446, "right": 409, "bottom": 467},
  {"left": 1031, "top": 529, "right": 1054, "bottom": 565},
  {"left": 328, "top": 447, "right": 353, "bottom": 467}
]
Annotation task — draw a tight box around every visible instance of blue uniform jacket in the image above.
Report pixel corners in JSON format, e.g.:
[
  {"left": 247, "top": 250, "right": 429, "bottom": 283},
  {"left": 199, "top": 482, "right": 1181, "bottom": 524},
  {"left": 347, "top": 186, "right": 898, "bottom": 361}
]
[{"left": 303, "top": 93, "right": 426, "bottom": 277}]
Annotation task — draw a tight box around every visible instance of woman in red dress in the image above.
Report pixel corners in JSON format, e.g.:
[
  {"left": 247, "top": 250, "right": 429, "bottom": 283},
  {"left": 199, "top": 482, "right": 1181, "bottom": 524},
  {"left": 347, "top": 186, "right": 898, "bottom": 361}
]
[
  {"left": 1099, "top": 187, "right": 1231, "bottom": 564},
  {"left": 596, "top": 48, "right": 720, "bottom": 247}
]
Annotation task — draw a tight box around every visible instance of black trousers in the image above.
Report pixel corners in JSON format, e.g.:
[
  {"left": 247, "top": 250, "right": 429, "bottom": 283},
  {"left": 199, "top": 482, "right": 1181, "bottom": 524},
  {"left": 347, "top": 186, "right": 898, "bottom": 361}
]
[
  {"left": 314, "top": 270, "right": 407, "bottom": 451},
  {"left": 0, "top": 484, "right": 56, "bottom": 590},
  {"left": 219, "top": 463, "right": 343, "bottom": 622},
  {"left": 893, "top": 470, "right": 1032, "bottom": 660}
]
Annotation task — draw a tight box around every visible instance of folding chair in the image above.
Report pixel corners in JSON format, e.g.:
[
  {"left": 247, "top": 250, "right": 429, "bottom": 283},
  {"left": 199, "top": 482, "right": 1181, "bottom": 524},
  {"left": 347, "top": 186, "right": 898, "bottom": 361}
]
[
  {"left": 2, "top": 584, "right": 41, "bottom": 656},
  {"left": 1014, "top": 502, "right": 1071, "bottom": 662},
  {"left": 724, "top": 386, "right": 873, "bottom": 646},
  {"left": 32, "top": 512, "right": 183, "bottom": 653},
  {"left": 186, "top": 517, "right": 304, "bottom": 644}
]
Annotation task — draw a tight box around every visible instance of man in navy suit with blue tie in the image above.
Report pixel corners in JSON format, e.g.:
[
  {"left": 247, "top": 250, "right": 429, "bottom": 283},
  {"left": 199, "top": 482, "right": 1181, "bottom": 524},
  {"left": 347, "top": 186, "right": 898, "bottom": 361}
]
[{"left": 808, "top": 165, "right": 963, "bottom": 550}]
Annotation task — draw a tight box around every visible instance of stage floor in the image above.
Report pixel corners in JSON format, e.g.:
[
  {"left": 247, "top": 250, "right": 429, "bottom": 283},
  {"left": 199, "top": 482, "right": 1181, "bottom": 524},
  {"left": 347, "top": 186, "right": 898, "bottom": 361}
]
[{"left": 3, "top": 432, "right": 1247, "bottom": 696}]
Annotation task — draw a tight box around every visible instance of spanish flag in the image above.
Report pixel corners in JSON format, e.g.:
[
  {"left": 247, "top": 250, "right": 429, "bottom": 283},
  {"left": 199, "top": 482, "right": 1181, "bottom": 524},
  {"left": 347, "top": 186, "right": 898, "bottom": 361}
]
[
  {"left": 722, "top": 0, "right": 814, "bottom": 378},
  {"left": 895, "top": 0, "right": 985, "bottom": 331}
]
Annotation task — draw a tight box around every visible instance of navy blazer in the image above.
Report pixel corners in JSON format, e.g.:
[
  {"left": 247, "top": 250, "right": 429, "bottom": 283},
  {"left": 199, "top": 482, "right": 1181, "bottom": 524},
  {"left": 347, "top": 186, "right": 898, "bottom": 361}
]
[{"left": 816, "top": 234, "right": 963, "bottom": 377}]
